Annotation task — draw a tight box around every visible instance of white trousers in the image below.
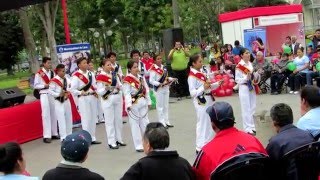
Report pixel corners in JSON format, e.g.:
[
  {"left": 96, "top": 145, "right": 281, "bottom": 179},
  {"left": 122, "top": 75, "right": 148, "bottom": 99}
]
[
  {"left": 97, "top": 99, "right": 104, "bottom": 122},
  {"left": 128, "top": 97, "right": 150, "bottom": 150},
  {"left": 155, "top": 87, "right": 170, "bottom": 126},
  {"left": 78, "top": 95, "right": 98, "bottom": 141},
  {"left": 54, "top": 99, "right": 72, "bottom": 140},
  {"left": 40, "top": 94, "right": 58, "bottom": 138},
  {"left": 94, "top": 98, "right": 104, "bottom": 123},
  {"left": 239, "top": 85, "right": 257, "bottom": 133},
  {"left": 101, "top": 94, "right": 123, "bottom": 146},
  {"left": 193, "top": 96, "right": 214, "bottom": 151}
]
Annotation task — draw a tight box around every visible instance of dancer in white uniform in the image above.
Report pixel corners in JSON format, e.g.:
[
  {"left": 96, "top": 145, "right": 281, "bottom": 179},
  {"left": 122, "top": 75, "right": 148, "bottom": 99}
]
[
  {"left": 123, "top": 61, "right": 151, "bottom": 152},
  {"left": 48, "top": 64, "right": 72, "bottom": 141},
  {"left": 235, "top": 48, "right": 257, "bottom": 135},
  {"left": 70, "top": 57, "right": 101, "bottom": 144},
  {"left": 34, "top": 57, "right": 59, "bottom": 143},
  {"left": 96, "top": 59, "right": 126, "bottom": 149},
  {"left": 187, "top": 54, "right": 222, "bottom": 152},
  {"left": 149, "top": 55, "right": 177, "bottom": 128}
]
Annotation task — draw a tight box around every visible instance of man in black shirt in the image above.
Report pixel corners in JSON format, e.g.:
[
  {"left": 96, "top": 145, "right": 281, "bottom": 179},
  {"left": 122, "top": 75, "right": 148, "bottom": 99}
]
[
  {"left": 121, "top": 122, "right": 195, "bottom": 180},
  {"left": 43, "top": 130, "right": 104, "bottom": 180}
]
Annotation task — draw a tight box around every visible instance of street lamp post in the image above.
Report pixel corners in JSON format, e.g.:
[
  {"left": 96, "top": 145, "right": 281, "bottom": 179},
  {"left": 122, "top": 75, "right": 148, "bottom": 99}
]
[
  {"left": 99, "top": 19, "right": 107, "bottom": 57},
  {"left": 106, "top": 30, "right": 113, "bottom": 52},
  {"left": 93, "top": 31, "right": 100, "bottom": 62}
]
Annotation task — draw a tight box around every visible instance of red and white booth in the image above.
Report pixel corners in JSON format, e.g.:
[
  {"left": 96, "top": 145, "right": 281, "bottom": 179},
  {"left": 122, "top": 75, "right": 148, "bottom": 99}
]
[{"left": 218, "top": 5, "right": 305, "bottom": 56}]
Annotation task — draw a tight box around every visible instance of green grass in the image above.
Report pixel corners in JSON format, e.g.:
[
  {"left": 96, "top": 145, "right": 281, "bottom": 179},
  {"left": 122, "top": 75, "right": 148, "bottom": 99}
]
[{"left": 0, "top": 71, "right": 32, "bottom": 94}]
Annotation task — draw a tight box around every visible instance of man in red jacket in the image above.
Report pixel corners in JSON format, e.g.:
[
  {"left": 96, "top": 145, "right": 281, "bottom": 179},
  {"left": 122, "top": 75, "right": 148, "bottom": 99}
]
[{"left": 193, "top": 102, "right": 267, "bottom": 180}]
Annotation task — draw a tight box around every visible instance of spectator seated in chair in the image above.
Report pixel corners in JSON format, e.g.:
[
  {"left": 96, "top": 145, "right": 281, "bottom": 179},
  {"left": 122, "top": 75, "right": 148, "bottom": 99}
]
[
  {"left": 193, "top": 102, "right": 267, "bottom": 180},
  {"left": 288, "top": 47, "right": 310, "bottom": 95},
  {"left": 42, "top": 130, "right": 104, "bottom": 180},
  {"left": 306, "top": 48, "right": 320, "bottom": 87},
  {"left": 270, "top": 53, "right": 291, "bottom": 95},
  {"left": 266, "top": 103, "right": 315, "bottom": 160},
  {"left": 0, "top": 142, "right": 38, "bottom": 180},
  {"left": 252, "top": 51, "right": 272, "bottom": 85},
  {"left": 297, "top": 86, "right": 320, "bottom": 140},
  {"left": 121, "top": 122, "right": 195, "bottom": 180}
]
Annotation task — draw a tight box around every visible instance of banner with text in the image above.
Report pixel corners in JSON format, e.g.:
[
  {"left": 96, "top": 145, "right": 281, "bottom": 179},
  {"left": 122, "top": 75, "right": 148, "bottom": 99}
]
[{"left": 56, "top": 43, "right": 91, "bottom": 74}]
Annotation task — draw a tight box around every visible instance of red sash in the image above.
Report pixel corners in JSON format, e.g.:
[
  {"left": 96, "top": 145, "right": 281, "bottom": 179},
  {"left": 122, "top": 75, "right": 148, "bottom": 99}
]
[
  {"left": 236, "top": 63, "right": 251, "bottom": 74},
  {"left": 149, "top": 64, "right": 164, "bottom": 76},
  {"left": 73, "top": 71, "right": 95, "bottom": 91},
  {"left": 37, "top": 69, "right": 51, "bottom": 84},
  {"left": 236, "top": 64, "right": 260, "bottom": 94},
  {"left": 189, "top": 71, "right": 207, "bottom": 83},
  {"left": 50, "top": 78, "right": 63, "bottom": 88},
  {"left": 123, "top": 76, "right": 140, "bottom": 90},
  {"left": 96, "top": 74, "right": 112, "bottom": 85}
]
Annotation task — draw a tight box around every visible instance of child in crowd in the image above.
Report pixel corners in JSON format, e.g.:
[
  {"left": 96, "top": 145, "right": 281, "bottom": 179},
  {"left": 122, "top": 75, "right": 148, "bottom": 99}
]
[{"left": 271, "top": 52, "right": 282, "bottom": 65}]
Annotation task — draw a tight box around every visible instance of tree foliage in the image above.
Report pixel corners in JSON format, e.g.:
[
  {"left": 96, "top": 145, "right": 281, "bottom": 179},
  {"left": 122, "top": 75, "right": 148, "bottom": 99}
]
[{"left": 0, "top": 11, "right": 24, "bottom": 74}]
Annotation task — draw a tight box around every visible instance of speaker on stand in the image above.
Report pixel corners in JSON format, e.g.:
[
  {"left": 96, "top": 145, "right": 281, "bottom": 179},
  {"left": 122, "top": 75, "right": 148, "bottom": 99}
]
[{"left": 0, "top": 87, "right": 26, "bottom": 108}]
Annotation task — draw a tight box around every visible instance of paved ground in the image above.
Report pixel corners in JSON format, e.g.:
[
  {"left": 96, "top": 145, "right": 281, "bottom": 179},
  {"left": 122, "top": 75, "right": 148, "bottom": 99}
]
[{"left": 21, "top": 93, "right": 301, "bottom": 179}]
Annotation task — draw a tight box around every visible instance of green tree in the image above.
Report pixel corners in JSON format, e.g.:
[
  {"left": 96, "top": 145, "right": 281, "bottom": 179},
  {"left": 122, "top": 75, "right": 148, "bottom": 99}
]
[{"left": 0, "top": 11, "right": 24, "bottom": 75}]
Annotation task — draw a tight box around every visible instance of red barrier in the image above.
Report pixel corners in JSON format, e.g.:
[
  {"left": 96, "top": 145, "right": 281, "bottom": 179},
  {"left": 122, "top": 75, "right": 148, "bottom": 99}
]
[{"left": 0, "top": 101, "right": 42, "bottom": 144}]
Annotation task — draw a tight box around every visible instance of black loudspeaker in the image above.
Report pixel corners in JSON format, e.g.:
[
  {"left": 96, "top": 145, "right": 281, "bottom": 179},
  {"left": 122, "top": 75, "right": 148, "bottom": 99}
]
[
  {"left": 0, "top": 87, "right": 26, "bottom": 108},
  {"left": 163, "top": 28, "right": 184, "bottom": 64}
]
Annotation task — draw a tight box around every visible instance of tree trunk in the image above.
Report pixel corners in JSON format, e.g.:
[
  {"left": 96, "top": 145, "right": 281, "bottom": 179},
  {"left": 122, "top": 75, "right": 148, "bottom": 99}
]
[
  {"left": 44, "top": 2, "right": 58, "bottom": 67},
  {"left": 172, "top": 0, "right": 180, "bottom": 28},
  {"left": 18, "top": 8, "right": 39, "bottom": 73},
  {"left": 41, "top": 29, "right": 47, "bottom": 57},
  {"left": 36, "top": 1, "right": 59, "bottom": 68}
]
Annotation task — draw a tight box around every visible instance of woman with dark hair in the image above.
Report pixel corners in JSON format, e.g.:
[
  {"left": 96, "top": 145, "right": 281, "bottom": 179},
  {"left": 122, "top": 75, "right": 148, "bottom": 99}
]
[
  {"left": 123, "top": 61, "right": 151, "bottom": 152},
  {"left": 96, "top": 58, "right": 126, "bottom": 150},
  {"left": 187, "top": 54, "right": 222, "bottom": 153},
  {"left": 235, "top": 48, "right": 258, "bottom": 135},
  {"left": 288, "top": 47, "right": 309, "bottom": 94},
  {"left": 297, "top": 86, "right": 320, "bottom": 139},
  {"left": 253, "top": 37, "right": 265, "bottom": 55},
  {"left": 149, "top": 55, "right": 177, "bottom": 128},
  {"left": 0, "top": 142, "right": 38, "bottom": 179}
]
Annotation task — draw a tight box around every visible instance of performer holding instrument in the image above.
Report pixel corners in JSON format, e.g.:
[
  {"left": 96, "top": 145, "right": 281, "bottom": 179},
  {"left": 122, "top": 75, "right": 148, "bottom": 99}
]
[
  {"left": 34, "top": 57, "right": 59, "bottom": 143},
  {"left": 71, "top": 57, "right": 101, "bottom": 145},
  {"left": 235, "top": 48, "right": 260, "bottom": 136},
  {"left": 96, "top": 58, "right": 126, "bottom": 150},
  {"left": 187, "top": 54, "right": 223, "bottom": 153},
  {"left": 149, "top": 54, "right": 178, "bottom": 128},
  {"left": 48, "top": 64, "right": 72, "bottom": 141},
  {"left": 123, "top": 61, "right": 151, "bottom": 152}
]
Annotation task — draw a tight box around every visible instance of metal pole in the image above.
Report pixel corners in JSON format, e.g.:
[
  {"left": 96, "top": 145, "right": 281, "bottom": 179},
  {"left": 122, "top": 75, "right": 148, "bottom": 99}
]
[{"left": 61, "top": 0, "right": 71, "bottom": 44}]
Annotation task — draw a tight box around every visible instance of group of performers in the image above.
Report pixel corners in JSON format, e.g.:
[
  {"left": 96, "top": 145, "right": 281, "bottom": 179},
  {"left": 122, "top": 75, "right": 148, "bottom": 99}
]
[
  {"left": 34, "top": 50, "right": 178, "bottom": 152},
  {"left": 35, "top": 48, "right": 259, "bottom": 152}
]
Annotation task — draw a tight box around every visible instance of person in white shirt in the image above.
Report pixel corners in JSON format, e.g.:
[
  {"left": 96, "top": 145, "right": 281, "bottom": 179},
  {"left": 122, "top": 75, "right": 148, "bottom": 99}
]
[
  {"left": 96, "top": 59, "right": 126, "bottom": 149},
  {"left": 123, "top": 61, "right": 151, "bottom": 152},
  {"left": 149, "top": 54, "right": 177, "bottom": 128},
  {"left": 70, "top": 57, "right": 101, "bottom": 145},
  {"left": 187, "top": 54, "right": 222, "bottom": 153},
  {"left": 107, "top": 52, "right": 123, "bottom": 80},
  {"left": 48, "top": 64, "right": 72, "bottom": 141},
  {"left": 235, "top": 48, "right": 259, "bottom": 136},
  {"left": 34, "top": 57, "right": 59, "bottom": 143}
]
